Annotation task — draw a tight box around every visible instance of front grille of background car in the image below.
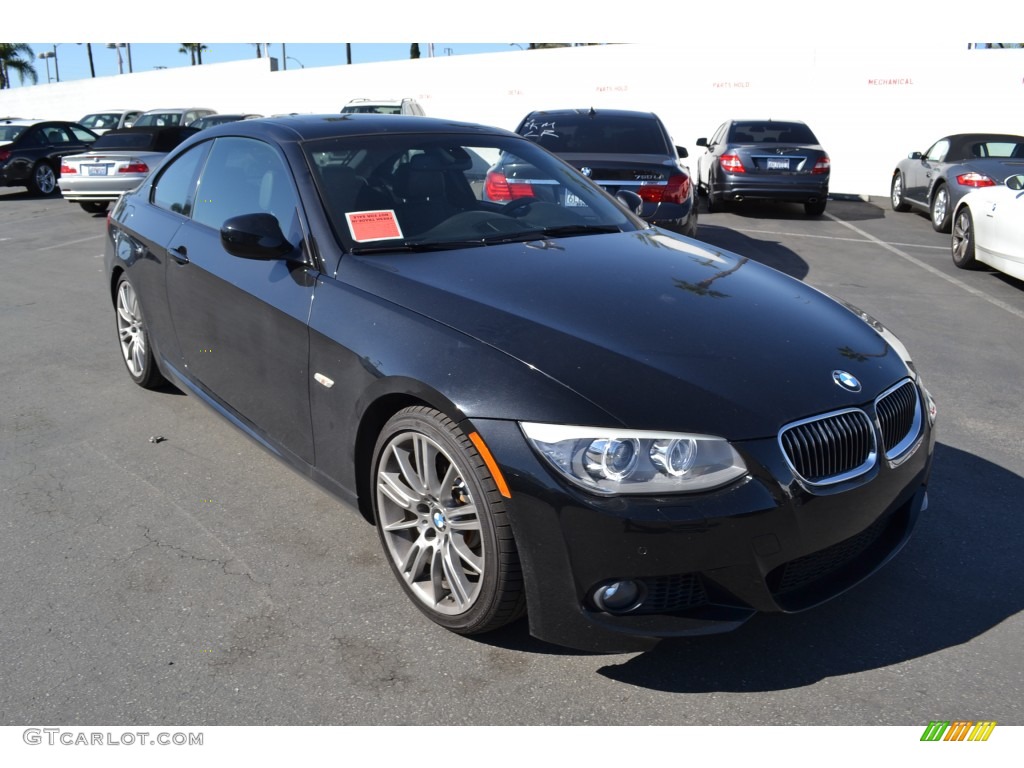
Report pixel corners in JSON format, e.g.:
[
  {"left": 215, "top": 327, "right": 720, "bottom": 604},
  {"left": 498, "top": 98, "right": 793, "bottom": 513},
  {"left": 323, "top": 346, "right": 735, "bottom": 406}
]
[
  {"left": 637, "top": 573, "right": 708, "bottom": 614},
  {"left": 779, "top": 410, "right": 875, "bottom": 485},
  {"left": 767, "top": 511, "right": 891, "bottom": 596},
  {"left": 875, "top": 380, "right": 920, "bottom": 457}
]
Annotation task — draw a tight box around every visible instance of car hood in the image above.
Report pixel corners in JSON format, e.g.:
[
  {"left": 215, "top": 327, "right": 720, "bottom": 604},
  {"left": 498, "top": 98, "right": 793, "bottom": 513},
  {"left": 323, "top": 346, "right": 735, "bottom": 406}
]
[{"left": 344, "top": 230, "right": 914, "bottom": 439}]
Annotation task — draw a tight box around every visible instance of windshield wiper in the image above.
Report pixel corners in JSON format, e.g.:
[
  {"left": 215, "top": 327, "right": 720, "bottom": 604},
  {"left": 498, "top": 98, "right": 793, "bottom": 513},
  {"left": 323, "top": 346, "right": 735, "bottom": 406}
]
[
  {"left": 349, "top": 239, "right": 488, "bottom": 255},
  {"left": 479, "top": 224, "right": 622, "bottom": 244},
  {"left": 350, "top": 225, "right": 623, "bottom": 253}
]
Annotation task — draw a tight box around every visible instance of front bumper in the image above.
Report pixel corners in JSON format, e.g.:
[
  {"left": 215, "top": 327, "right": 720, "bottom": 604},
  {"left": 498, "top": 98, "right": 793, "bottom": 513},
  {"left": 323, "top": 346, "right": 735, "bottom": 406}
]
[{"left": 468, "top": 401, "right": 933, "bottom": 653}]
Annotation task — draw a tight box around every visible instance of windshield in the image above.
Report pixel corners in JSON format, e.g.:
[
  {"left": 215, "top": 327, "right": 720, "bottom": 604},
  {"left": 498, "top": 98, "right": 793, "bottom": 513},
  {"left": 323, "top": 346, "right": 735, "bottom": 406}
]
[
  {"left": 518, "top": 113, "right": 669, "bottom": 154},
  {"left": 728, "top": 121, "right": 819, "bottom": 144},
  {"left": 305, "top": 132, "right": 643, "bottom": 252},
  {"left": 0, "top": 124, "right": 27, "bottom": 142},
  {"left": 134, "top": 113, "right": 181, "bottom": 127},
  {"left": 342, "top": 105, "right": 402, "bottom": 114},
  {"left": 79, "top": 113, "right": 121, "bottom": 130}
]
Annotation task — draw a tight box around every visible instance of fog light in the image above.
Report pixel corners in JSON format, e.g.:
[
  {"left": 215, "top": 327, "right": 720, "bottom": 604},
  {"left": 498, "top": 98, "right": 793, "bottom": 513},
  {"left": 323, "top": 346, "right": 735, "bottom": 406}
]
[{"left": 592, "top": 579, "right": 645, "bottom": 614}]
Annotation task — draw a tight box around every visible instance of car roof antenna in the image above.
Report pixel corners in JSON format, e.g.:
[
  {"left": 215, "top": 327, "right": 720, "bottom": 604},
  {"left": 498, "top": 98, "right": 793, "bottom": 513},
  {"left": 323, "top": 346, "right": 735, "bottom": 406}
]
[{"left": 588, "top": 106, "right": 597, "bottom": 117}]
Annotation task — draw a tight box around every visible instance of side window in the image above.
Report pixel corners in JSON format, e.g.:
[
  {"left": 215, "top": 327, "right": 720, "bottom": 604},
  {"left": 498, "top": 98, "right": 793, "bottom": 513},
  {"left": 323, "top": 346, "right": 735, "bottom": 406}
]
[
  {"left": 22, "top": 128, "right": 45, "bottom": 147},
  {"left": 69, "top": 125, "right": 96, "bottom": 142},
  {"left": 193, "top": 137, "right": 301, "bottom": 243},
  {"left": 152, "top": 143, "right": 209, "bottom": 216},
  {"left": 711, "top": 124, "right": 726, "bottom": 146},
  {"left": 45, "top": 126, "right": 71, "bottom": 144}
]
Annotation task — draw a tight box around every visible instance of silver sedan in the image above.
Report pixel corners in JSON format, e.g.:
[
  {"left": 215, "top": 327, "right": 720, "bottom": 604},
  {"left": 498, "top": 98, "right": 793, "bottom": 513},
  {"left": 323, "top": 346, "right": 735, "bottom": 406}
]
[{"left": 58, "top": 126, "right": 197, "bottom": 214}]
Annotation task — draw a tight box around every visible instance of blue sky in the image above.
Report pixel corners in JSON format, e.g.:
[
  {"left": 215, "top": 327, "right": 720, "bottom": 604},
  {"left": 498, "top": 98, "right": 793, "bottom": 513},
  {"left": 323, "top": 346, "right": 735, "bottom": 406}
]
[{"left": 17, "top": 44, "right": 533, "bottom": 86}]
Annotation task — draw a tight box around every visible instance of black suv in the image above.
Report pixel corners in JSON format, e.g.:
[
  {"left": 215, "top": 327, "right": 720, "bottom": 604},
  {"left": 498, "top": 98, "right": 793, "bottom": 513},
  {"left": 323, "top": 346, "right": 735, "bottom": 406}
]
[
  {"left": 502, "top": 108, "right": 698, "bottom": 237},
  {"left": 0, "top": 119, "right": 98, "bottom": 195}
]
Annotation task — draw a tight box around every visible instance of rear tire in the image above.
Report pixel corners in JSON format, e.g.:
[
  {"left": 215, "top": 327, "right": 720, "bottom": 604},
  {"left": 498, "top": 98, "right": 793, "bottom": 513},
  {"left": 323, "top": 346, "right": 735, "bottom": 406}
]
[
  {"left": 804, "top": 199, "right": 827, "bottom": 216},
  {"left": 114, "top": 274, "right": 167, "bottom": 389},
  {"left": 930, "top": 184, "right": 952, "bottom": 233},
  {"left": 28, "top": 162, "right": 57, "bottom": 196},
  {"left": 951, "top": 206, "right": 979, "bottom": 270}
]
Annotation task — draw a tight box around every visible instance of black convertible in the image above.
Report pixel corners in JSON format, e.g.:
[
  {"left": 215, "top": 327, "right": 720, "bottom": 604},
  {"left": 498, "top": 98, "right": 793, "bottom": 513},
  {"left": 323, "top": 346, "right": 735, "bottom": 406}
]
[{"left": 890, "top": 132, "right": 1024, "bottom": 232}]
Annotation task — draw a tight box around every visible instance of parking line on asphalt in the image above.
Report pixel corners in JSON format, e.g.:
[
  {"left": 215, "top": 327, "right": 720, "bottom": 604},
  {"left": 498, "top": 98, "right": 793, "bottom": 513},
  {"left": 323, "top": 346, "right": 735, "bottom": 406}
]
[
  {"left": 37, "top": 234, "right": 104, "bottom": 251},
  {"left": 823, "top": 213, "right": 1024, "bottom": 322},
  {"left": 738, "top": 227, "right": 947, "bottom": 251}
]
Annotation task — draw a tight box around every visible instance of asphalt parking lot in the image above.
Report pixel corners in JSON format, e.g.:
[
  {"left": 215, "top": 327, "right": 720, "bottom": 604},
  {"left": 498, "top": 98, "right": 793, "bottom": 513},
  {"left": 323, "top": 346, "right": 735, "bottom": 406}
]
[{"left": 1, "top": 189, "right": 1022, "bottom": 726}]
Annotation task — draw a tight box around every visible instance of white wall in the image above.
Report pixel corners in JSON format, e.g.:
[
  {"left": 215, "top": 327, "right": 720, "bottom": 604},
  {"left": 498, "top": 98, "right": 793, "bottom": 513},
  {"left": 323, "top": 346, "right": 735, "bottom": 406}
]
[{"left": 3, "top": 44, "right": 1022, "bottom": 198}]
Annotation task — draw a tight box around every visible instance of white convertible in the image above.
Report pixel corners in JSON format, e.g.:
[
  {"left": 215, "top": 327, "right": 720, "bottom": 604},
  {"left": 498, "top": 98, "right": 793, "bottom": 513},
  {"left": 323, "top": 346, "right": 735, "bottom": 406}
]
[{"left": 952, "top": 173, "right": 1024, "bottom": 280}]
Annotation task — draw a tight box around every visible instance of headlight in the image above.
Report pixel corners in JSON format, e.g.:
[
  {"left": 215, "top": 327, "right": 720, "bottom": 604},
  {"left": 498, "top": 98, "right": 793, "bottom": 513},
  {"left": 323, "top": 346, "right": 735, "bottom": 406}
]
[{"left": 520, "top": 423, "right": 747, "bottom": 496}]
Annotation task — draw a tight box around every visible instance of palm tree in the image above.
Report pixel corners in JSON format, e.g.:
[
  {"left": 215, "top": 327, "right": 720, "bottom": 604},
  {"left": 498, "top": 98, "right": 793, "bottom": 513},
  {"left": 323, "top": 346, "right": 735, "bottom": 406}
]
[
  {"left": 178, "top": 44, "right": 208, "bottom": 66},
  {"left": 0, "top": 43, "right": 38, "bottom": 89}
]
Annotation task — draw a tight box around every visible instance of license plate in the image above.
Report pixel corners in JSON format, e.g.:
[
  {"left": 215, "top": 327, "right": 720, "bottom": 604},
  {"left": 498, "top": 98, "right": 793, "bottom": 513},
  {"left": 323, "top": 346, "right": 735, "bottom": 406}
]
[
  {"left": 564, "top": 190, "right": 586, "bottom": 207},
  {"left": 87, "top": 165, "right": 109, "bottom": 176},
  {"left": 766, "top": 158, "right": 789, "bottom": 170}
]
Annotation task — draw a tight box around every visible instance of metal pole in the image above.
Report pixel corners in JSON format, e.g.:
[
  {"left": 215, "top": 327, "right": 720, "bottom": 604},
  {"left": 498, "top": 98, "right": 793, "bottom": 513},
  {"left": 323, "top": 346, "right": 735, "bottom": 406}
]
[{"left": 53, "top": 45, "right": 60, "bottom": 82}]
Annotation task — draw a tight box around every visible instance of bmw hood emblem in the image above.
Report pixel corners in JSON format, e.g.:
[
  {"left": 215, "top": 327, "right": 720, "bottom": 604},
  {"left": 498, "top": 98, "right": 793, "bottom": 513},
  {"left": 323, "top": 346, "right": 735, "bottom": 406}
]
[
  {"left": 580, "top": 166, "right": 592, "bottom": 177},
  {"left": 832, "top": 370, "right": 861, "bottom": 392}
]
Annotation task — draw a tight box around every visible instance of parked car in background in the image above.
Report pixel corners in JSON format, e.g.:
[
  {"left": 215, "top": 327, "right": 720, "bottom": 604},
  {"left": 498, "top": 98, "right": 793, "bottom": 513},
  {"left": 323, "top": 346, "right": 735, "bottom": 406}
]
[
  {"left": 951, "top": 173, "right": 1024, "bottom": 280},
  {"left": 0, "top": 119, "right": 98, "bottom": 195},
  {"left": 507, "top": 108, "right": 699, "bottom": 237},
  {"left": 77, "top": 110, "right": 143, "bottom": 135},
  {"left": 189, "top": 114, "right": 263, "bottom": 131},
  {"left": 696, "top": 119, "right": 830, "bottom": 216},
  {"left": 341, "top": 98, "right": 426, "bottom": 116},
  {"left": 134, "top": 108, "right": 216, "bottom": 128},
  {"left": 103, "top": 114, "right": 935, "bottom": 653},
  {"left": 58, "top": 126, "right": 198, "bottom": 214},
  {"left": 890, "top": 133, "right": 1024, "bottom": 233}
]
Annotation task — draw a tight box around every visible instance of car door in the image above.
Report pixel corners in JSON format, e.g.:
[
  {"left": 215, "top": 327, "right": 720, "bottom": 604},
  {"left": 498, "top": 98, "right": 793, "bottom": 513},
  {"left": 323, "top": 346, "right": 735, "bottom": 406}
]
[
  {"left": 981, "top": 182, "right": 1024, "bottom": 265},
  {"left": 699, "top": 123, "right": 726, "bottom": 189},
  {"left": 162, "top": 135, "right": 317, "bottom": 463},
  {"left": 42, "top": 123, "right": 94, "bottom": 168},
  {"left": 906, "top": 138, "right": 948, "bottom": 205}
]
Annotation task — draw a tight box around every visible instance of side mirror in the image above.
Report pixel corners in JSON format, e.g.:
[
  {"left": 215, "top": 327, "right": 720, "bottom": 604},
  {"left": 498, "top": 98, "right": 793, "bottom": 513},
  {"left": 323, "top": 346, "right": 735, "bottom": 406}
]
[
  {"left": 616, "top": 189, "right": 643, "bottom": 216},
  {"left": 675, "top": 145, "right": 689, "bottom": 159},
  {"left": 1006, "top": 174, "right": 1024, "bottom": 192},
  {"left": 696, "top": 137, "right": 709, "bottom": 148},
  {"left": 220, "top": 213, "right": 295, "bottom": 260},
  {"left": 909, "top": 151, "right": 923, "bottom": 160}
]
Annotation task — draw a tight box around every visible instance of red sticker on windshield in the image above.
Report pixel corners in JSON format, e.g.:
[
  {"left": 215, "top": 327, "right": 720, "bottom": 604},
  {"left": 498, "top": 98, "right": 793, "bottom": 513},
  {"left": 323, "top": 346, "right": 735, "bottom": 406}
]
[{"left": 346, "top": 210, "right": 403, "bottom": 242}]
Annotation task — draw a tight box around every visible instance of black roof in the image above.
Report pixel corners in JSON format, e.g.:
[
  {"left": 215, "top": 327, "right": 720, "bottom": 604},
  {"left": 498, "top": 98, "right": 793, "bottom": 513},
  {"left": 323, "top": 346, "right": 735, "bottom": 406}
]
[
  {"left": 192, "top": 114, "right": 519, "bottom": 144},
  {"left": 520, "top": 108, "right": 660, "bottom": 120}
]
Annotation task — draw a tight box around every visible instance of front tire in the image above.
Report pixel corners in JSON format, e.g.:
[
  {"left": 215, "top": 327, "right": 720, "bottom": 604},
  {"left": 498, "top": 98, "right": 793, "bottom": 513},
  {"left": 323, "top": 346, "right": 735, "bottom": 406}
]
[
  {"left": 372, "top": 406, "right": 525, "bottom": 635},
  {"left": 930, "top": 184, "right": 952, "bottom": 233},
  {"left": 951, "top": 206, "right": 979, "bottom": 270},
  {"left": 28, "top": 162, "right": 57, "bottom": 195},
  {"left": 890, "top": 173, "right": 911, "bottom": 212},
  {"left": 114, "top": 274, "right": 166, "bottom": 389}
]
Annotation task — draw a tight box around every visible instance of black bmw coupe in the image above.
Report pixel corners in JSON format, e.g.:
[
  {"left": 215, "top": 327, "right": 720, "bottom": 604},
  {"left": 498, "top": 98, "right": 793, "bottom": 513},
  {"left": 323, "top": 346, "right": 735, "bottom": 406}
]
[{"left": 104, "top": 114, "right": 935, "bottom": 652}]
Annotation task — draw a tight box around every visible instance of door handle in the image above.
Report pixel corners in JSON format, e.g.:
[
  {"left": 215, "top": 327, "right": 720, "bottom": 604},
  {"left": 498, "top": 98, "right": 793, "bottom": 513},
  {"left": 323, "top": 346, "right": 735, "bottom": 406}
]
[{"left": 169, "top": 245, "right": 189, "bottom": 265}]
